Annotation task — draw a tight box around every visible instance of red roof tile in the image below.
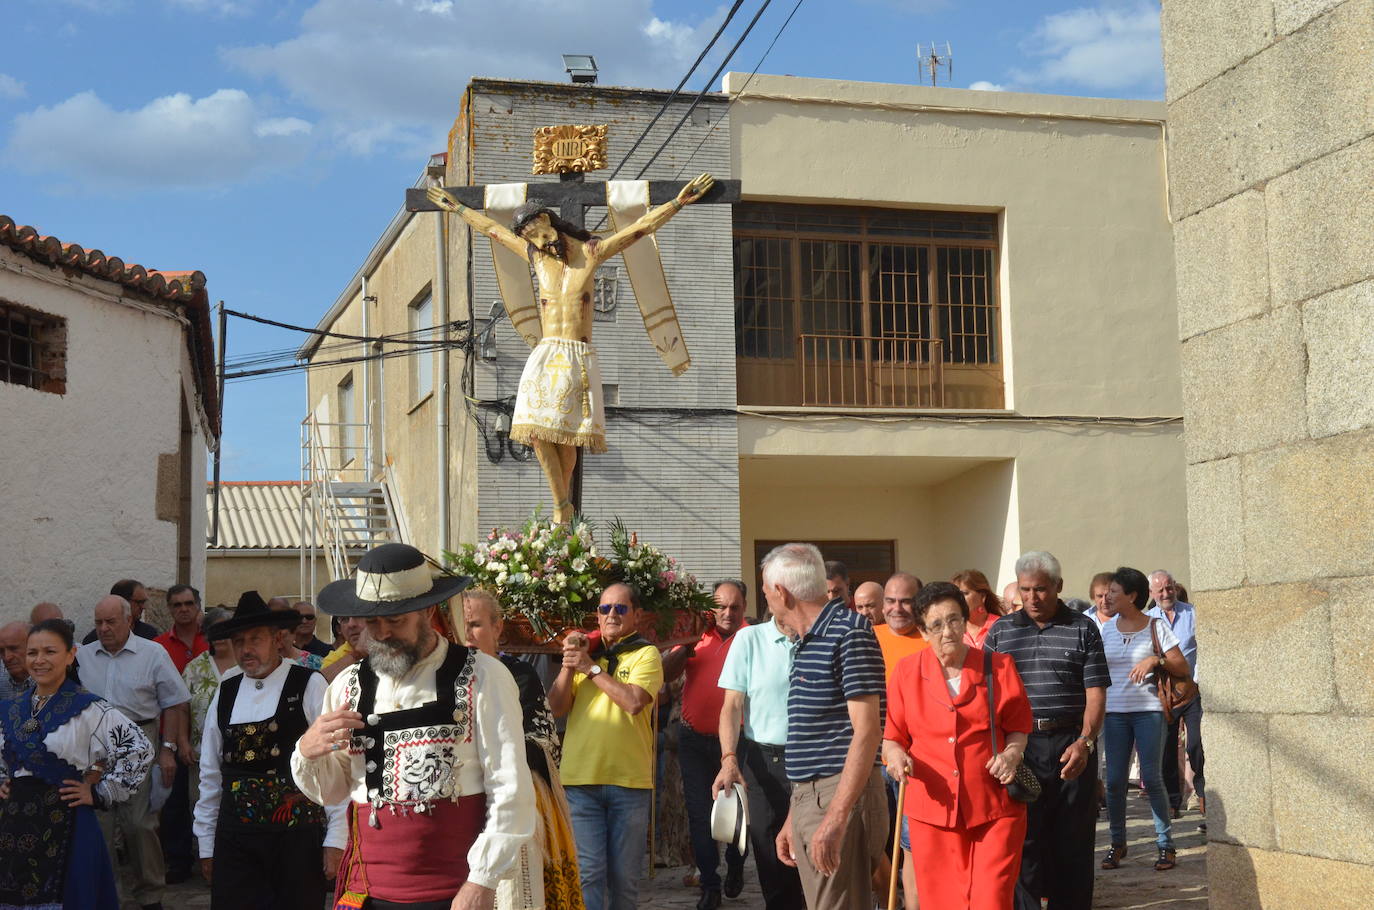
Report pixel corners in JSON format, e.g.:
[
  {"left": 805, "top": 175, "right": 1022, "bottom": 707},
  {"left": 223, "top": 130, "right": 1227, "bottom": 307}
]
[{"left": 0, "top": 214, "right": 221, "bottom": 439}]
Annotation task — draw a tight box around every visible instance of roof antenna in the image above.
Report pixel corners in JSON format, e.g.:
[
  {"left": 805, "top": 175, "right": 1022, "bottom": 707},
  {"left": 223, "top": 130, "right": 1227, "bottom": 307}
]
[{"left": 915, "top": 42, "right": 953, "bottom": 87}]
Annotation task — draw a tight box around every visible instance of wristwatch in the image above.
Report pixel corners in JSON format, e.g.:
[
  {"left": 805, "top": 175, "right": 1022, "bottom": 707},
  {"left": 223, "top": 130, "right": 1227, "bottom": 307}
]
[
  {"left": 587, "top": 664, "right": 603, "bottom": 678},
  {"left": 1077, "top": 736, "right": 1096, "bottom": 755},
  {"left": 161, "top": 741, "right": 177, "bottom": 753}
]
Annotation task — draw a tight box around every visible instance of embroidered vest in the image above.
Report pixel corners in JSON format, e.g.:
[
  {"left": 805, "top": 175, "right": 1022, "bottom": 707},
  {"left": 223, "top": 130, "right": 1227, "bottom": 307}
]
[
  {"left": 216, "top": 664, "right": 324, "bottom": 830},
  {"left": 346, "top": 643, "right": 476, "bottom": 828},
  {"left": 0, "top": 682, "right": 100, "bottom": 786}
]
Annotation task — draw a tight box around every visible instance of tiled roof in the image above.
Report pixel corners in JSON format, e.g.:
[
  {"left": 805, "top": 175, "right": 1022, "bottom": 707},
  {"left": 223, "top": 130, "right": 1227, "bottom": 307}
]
[
  {"left": 0, "top": 214, "right": 220, "bottom": 436},
  {"left": 207, "top": 482, "right": 317, "bottom": 550}
]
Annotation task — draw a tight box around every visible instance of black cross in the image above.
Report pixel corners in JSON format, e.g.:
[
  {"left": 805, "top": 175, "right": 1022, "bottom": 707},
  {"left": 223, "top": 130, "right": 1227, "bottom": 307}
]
[{"left": 407, "top": 172, "right": 741, "bottom": 515}]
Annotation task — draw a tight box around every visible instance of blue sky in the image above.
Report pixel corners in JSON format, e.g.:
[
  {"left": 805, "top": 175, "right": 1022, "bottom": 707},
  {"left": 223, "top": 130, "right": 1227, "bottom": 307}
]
[{"left": 1, "top": 0, "right": 1164, "bottom": 480}]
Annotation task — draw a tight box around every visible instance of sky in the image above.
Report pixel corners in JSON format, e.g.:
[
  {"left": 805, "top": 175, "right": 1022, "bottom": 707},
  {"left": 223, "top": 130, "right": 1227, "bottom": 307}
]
[{"left": 0, "top": 0, "right": 1166, "bottom": 480}]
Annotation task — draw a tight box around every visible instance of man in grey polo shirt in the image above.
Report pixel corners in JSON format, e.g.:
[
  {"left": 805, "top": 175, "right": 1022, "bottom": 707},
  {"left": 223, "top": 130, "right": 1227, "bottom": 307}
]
[
  {"left": 712, "top": 580, "right": 804, "bottom": 910},
  {"left": 79, "top": 594, "right": 192, "bottom": 910}
]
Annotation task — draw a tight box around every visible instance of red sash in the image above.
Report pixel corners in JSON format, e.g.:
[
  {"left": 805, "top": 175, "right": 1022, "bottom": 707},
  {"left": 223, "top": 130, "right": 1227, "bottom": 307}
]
[{"left": 338, "top": 794, "right": 487, "bottom": 903}]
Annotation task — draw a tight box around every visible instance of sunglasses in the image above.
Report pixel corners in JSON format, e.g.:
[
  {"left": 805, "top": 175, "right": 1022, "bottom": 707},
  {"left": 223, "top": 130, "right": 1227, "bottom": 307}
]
[
  {"left": 297, "top": 614, "right": 316, "bottom": 622},
  {"left": 597, "top": 603, "right": 631, "bottom": 615}
]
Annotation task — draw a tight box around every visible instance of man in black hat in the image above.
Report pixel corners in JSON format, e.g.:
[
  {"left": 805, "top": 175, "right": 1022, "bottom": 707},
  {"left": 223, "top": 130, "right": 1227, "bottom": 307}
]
[
  {"left": 192, "top": 591, "right": 346, "bottom": 909},
  {"left": 292, "top": 543, "right": 536, "bottom": 910}
]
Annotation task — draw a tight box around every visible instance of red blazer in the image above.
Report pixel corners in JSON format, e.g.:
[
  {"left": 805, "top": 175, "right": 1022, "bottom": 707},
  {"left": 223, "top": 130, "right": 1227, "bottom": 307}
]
[{"left": 884, "top": 647, "right": 1033, "bottom": 829}]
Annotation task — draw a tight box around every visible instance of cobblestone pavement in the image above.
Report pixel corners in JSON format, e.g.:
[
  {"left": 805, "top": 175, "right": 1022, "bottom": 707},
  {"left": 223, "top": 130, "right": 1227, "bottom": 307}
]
[{"left": 158, "top": 797, "right": 1207, "bottom": 909}]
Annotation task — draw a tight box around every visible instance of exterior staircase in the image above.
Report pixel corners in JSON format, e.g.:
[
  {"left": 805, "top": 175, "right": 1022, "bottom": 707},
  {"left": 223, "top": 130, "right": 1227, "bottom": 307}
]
[{"left": 299, "top": 413, "right": 407, "bottom": 595}]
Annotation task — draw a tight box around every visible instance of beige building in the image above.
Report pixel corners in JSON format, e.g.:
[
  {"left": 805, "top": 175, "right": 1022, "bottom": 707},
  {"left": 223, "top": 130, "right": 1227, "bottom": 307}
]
[
  {"left": 0, "top": 215, "right": 217, "bottom": 624},
  {"left": 1161, "top": 1, "right": 1374, "bottom": 905},
  {"left": 303, "top": 73, "right": 1187, "bottom": 610}
]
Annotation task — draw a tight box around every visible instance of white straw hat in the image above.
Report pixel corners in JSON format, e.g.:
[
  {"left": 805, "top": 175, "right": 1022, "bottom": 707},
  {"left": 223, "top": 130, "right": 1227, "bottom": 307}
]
[{"left": 709, "top": 782, "right": 750, "bottom": 857}]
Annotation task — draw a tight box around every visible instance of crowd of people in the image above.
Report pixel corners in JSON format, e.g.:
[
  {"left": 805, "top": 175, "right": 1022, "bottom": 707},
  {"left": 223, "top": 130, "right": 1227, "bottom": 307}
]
[{"left": 0, "top": 542, "right": 1202, "bottom": 910}]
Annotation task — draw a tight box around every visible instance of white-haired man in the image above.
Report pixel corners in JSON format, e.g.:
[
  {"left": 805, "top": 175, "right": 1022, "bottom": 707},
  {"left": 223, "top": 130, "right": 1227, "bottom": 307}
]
[
  {"left": 293, "top": 543, "right": 536, "bottom": 909},
  {"left": 768, "top": 543, "right": 887, "bottom": 910},
  {"left": 78, "top": 593, "right": 192, "bottom": 910},
  {"left": 1147, "top": 570, "right": 1204, "bottom": 820},
  {"left": 985, "top": 551, "right": 1109, "bottom": 910}
]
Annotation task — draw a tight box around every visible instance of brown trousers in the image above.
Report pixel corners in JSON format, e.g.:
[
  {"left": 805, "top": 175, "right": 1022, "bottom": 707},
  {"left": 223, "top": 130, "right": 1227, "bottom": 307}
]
[
  {"left": 789, "top": 766, "right": 888, "bottom": 910},
  {"left": 97, "top": 720, "right": 166, "bottom": 906}
]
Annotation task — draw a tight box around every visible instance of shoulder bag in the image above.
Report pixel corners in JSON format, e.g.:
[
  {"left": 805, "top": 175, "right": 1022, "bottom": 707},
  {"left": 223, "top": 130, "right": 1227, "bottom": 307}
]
[
  {"left": 1149, "top": 618, "right": 1199, "bottom": 723},
  {"left": 984, "top": 650, "right": 1041, "bottom": 804}
]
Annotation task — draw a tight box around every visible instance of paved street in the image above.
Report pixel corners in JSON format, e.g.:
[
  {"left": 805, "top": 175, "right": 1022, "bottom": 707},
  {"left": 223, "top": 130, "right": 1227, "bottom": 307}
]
[{"left": 158, "top": 796, "right": 1207, "bottom": 908}]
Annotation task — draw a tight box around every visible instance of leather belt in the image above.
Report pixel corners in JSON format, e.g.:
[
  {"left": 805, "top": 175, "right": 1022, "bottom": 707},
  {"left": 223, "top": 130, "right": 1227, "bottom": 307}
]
[{"left": 1032, "top": 716, "right": 1082, "bottom": 732}]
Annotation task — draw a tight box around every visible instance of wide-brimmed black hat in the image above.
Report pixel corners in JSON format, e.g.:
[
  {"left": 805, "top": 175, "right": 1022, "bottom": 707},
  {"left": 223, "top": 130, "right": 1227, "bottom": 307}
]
[
  {"left": 207, "top": 590, "right": 302, "bottom": 642},
  {"left": 317, "top": 543, "right": 471, "bottom": 618}
]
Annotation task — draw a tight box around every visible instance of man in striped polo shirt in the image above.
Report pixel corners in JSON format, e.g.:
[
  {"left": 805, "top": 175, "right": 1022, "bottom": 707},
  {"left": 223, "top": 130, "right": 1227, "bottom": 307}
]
[
  {"left": 768, "top": 543, "right": 888, "bottom": 910},
  {"left": 986, "top": 550, "right": 1110, "bottom": 910}
]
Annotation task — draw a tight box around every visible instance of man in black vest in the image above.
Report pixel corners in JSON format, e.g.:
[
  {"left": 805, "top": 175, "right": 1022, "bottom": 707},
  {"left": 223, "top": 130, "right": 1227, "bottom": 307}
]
[{"left": 192, "top": 591, "right": 345, "bottom": 908}]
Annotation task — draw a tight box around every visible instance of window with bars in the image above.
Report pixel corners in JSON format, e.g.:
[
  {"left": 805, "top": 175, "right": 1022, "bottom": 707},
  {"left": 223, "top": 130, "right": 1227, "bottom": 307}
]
[
  {"left": 733, "top": 203, "right": 1002, "bottom": 409},
  {"left": 0, "top": 301, "right": 67, "bottom": 395}
]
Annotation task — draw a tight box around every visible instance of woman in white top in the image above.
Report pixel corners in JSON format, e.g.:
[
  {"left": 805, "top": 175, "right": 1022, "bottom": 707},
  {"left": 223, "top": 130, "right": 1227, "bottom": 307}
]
[
  {"left": 0, "top": 619, "right": 154, "bottom": 908},
  {"left": 1099, "top": 567, "right": 1191, "bottom": 873}
]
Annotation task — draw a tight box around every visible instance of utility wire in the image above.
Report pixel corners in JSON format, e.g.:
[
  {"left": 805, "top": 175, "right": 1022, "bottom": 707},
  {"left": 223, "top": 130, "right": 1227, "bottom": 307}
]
[
  {"left": 673, "top": 0, "right": 807, "bottom": 179},
  {"left": 606, "top": 0, "right": 748, "bottom": 181},
  {"left": 223, "top": 307, "right": 449, "bottom": 346},
  {"left": 634, "top": 0, "right": 775, "bottom": 180}
]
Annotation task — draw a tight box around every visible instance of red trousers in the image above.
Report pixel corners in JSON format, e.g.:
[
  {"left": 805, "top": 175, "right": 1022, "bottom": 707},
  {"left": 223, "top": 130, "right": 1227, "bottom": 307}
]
[{"left": 908, "top": 811, "right": 1027, "bottom": 910}]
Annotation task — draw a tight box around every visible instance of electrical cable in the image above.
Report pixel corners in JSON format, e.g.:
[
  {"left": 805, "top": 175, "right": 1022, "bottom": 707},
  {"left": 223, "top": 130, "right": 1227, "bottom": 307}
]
[
  {"left": 672, "top": 0, "right": 807, "bottom": 179},
  {"left": 606, "top": 0, "right": 748, "bottom": 181},
  {"left": 633, "top": 0, "right": 775, "bottom": 181},
  {"left": 223, "top": 307, "right": 450, "bottom": 346}
]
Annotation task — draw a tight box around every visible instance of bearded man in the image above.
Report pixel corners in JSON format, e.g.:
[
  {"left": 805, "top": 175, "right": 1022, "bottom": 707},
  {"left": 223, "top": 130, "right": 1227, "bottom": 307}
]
[
  {"left": 194, "top": 590, "right": 346, "bottom": 908},
  {"left": 293, "top": 543, "right": 536, "bottom": 910}
]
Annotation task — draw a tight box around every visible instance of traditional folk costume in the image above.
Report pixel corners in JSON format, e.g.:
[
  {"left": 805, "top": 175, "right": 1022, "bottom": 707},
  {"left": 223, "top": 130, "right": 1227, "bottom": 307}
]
[
  {"left": 0, "top": 680, "right": 153, "bottom": 910},
  {"left": 193, "top": 592, "right": 346, "bottom": 909},
  {"left": 297, "top": 543, "right": 537, "bottom": 910}
]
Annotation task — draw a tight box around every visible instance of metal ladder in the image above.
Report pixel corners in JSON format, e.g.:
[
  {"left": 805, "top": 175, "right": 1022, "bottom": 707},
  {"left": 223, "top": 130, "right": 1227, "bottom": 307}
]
[{"left": 299, "top": 414, "right": 404, "bottom": 596}]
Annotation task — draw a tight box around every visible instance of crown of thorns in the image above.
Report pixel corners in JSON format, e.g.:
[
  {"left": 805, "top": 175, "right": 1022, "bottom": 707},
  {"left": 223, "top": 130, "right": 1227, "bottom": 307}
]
[{"left": 511, "top": 203, "right": 592, "bottom": 242}]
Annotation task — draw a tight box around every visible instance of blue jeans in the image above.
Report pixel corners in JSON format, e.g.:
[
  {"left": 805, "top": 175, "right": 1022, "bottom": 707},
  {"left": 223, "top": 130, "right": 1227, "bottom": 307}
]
[
  {"left": 566, "top": 784, "right": 652, "bottom": 910},
  {"left": 678, "top": 723, "right": 743, "bottom": 892},
  {"left": 1104, "top": 711, "right": 1173, "bottom": 849}
]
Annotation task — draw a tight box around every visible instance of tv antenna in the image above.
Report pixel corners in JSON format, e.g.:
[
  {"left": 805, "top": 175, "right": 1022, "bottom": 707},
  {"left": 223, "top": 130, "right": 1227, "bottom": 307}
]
[{"left": 916, "top": 42, "right": 953, "bottom": 86}]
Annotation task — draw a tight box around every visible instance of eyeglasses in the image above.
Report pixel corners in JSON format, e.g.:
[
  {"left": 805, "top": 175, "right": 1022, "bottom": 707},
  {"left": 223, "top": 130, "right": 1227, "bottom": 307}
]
[
  {"left": 925, "top": 615, "right": 967, "bottom": 635},
  {"left": 297, "top": 614, "right": 316, "bottom": 623},
  {"left": 597, "top": 603, "right": 630, "bottom": 615}
]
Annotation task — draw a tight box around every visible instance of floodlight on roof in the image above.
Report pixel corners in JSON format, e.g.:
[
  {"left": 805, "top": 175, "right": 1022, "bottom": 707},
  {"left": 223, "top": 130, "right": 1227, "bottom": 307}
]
[{"left": 562, "top": 54, "right": 598, "bottom": 84}]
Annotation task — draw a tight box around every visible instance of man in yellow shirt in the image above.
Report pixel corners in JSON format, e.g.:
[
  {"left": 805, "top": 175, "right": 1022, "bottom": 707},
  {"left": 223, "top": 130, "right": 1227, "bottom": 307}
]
[{"left": 549, "top": 582, "right": 664, "bottom": 910}]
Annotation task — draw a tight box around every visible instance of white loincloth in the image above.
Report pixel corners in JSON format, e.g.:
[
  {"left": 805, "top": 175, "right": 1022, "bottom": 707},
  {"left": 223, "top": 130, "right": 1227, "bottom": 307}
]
[{"left": 510, "top": 337, "right": 607, "bottom": 453}]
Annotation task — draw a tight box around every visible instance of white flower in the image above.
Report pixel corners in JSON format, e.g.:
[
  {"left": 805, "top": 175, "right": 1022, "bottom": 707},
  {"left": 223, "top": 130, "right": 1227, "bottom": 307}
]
[
  {"left": 486, "top": 560, "right": 503, "bottom": 573},
  {"left": 496, "top": 571, "right": 508, "bottom": 585}
]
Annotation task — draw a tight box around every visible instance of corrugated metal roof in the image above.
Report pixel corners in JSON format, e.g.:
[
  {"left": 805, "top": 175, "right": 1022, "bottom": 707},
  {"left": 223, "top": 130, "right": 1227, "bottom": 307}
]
[{"left": 207, "top": 482, "right": 317, "bottom": 550}]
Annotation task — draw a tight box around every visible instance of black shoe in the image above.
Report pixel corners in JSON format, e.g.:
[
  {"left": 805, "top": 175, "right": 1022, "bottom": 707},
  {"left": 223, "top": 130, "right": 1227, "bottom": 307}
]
[
  {"left": 165, "top": 866, "right": 192, "bottom": 884},
  {"left": 141, "top": 904, "right": 164, "bottom": 910},
  {"left": 696, "top": 889, "right": 722, "bottom": 910},
  {"left": 723, "top": 863, "right": 744, "bottom": 899}
]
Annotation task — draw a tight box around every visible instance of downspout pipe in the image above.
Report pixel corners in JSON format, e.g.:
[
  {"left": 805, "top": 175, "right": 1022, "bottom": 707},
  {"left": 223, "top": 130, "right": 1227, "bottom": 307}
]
[{"left": 434, "top": 176, "right": 450, "bottom": 556}]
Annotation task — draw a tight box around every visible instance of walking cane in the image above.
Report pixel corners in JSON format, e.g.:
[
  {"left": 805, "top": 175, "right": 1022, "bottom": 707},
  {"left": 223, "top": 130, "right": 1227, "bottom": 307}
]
[{"left": 887, "top": 772, "right": 907, "bottom": 910}]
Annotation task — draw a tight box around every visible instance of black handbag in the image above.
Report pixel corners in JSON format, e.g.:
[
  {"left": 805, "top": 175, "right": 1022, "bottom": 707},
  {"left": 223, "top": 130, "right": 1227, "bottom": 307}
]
[{"left": 984, "top": 650, "right": 1042, "bottom": 804}]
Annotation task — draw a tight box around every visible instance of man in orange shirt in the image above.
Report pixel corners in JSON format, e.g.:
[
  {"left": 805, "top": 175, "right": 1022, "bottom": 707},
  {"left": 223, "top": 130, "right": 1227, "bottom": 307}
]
[
  {"left": 873, "top": 571, "right": 927, "bottom": 910},
  {"left": 874, "top": 573, "right": 928, "bottom": 680}
]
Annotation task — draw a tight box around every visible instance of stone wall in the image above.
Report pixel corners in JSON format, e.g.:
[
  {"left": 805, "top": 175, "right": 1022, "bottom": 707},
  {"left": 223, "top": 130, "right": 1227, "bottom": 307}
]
[{"left": 1160, "top": 1, "right": 1374, "bottom": 905}]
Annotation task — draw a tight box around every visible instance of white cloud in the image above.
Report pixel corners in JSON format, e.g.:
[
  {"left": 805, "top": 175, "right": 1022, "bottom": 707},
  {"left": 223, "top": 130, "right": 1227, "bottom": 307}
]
[
  {"left": 968, "top": 81, "right": 1007, "bottom": 92},
  {"left": 6, "top": 89, "right": 314, "bottom": 188},
  {"left": 0, "top": 75, "right": 25, "bottom": 100},
  {"left": 1010, "top": 1, "right": 1163, "bottom": 95},
  {"left": 222, "top": 0, "right": 726, "bottom": 153}
]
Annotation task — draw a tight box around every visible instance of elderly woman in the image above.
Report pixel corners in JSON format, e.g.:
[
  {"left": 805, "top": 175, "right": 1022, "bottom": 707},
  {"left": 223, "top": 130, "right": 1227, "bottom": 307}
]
[
  {"left": 881, "top": 582, "right": 1033, "bottom": 909},
  {"left": 1099, "top": 566, "right": 1191, "bottom": 872},
  {"left": 951, "top": 570, "right": 1004, "bottom": 647},
  {"left": 453, "top": 590, "right": 585, "bottom": 910}
]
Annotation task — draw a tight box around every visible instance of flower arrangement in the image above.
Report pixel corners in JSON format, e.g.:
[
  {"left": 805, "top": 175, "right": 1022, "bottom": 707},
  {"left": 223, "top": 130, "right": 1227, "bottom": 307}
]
[{"left": 444, "top": 514, "right": 714, "bottom": 645}]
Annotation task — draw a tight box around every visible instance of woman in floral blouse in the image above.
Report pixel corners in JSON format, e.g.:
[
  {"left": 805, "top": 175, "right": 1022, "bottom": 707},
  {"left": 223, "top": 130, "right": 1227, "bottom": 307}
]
[{"left": 0, "top": 619, "right": 154, "bottom": 908}]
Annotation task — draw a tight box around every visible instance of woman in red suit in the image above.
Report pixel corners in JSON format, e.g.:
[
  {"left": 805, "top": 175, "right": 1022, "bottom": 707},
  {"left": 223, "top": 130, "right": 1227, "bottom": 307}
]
[{"left": 882, "top": 581, "right": 1033, "bottom": 910}]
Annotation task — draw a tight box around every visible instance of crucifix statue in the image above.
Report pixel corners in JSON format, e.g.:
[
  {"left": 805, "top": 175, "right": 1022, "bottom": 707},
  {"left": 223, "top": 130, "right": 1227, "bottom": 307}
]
[{"left": 409, "top": 123, "right": 740, "bottom": 524}]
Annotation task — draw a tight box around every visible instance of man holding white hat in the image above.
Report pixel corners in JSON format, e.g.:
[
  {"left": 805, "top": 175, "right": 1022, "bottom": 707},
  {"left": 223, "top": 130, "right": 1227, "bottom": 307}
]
[{"left": 292, "top": 543, "right": 536, "bottom": 910}]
